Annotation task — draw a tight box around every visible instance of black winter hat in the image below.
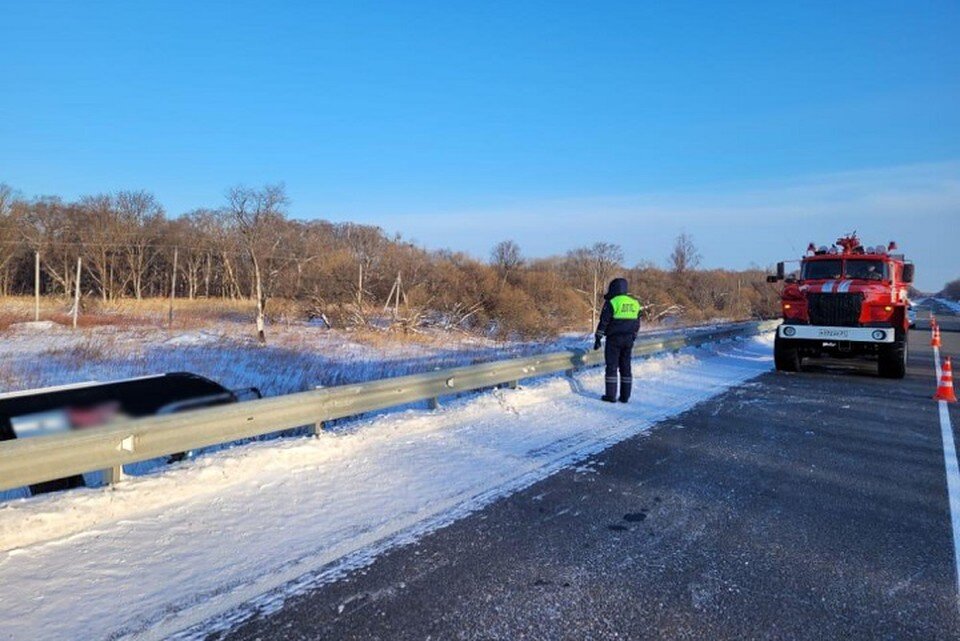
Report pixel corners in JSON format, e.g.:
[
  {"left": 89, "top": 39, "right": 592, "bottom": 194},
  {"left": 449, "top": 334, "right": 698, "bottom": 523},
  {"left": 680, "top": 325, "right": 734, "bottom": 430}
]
[{"left": 605, "top": 278, "right": 628, "bottom": 299}]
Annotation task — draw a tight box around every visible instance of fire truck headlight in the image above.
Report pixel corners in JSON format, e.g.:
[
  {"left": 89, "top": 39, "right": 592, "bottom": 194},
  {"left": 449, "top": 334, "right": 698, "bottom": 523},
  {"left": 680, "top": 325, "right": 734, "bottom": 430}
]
[{"left": 872, "top": 330, "right": 887, "bottom": 341}]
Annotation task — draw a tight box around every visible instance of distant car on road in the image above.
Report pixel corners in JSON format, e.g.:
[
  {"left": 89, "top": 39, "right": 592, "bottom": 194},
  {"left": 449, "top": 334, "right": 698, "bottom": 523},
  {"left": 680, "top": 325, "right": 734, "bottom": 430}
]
[{"left": 907, "top": 303, "right": 917, "bottom": 328}]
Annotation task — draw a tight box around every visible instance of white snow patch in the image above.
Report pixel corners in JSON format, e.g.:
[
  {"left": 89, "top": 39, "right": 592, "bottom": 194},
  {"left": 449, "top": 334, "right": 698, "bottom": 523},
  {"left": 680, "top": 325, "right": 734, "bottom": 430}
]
[
  {"left": 934, "top": 298, "right": 960, "bottom": 314},
  {"left": 7, "top": 320, "right": 62, "bottom": 332},
  {"left": 162, "top": 331, "right": 224, "bottom": 347},
  {"left": 0, "top": 335, "right": 774, "bottom": 641}
]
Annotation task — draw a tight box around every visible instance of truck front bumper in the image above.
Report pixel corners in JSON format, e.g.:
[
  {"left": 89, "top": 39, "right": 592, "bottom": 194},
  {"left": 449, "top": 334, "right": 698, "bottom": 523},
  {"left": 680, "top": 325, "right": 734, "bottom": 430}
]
[{"left": 777, "top": 325, "right": 895, "bottom": 344}]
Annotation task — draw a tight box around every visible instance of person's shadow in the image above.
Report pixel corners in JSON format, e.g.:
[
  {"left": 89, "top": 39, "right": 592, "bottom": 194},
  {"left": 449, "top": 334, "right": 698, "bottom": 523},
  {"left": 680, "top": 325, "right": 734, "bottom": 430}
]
[{"left": 564, "top": 349, "right": 598, "bottom": 400}]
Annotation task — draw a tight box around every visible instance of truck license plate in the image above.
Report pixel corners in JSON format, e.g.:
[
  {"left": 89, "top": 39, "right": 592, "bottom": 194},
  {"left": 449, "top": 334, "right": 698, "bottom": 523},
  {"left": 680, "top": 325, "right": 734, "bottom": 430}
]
[{"left": 816, "top": 328, "right": 849, "bottom": 339}]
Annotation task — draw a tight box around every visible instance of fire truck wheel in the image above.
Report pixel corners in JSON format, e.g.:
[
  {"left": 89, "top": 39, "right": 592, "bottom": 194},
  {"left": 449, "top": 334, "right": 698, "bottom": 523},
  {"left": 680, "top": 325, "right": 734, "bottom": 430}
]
[
  {"left": 878, "top": 333, "right": 907, "bottom": 379},
  {"left": 774, "top": 334, "right": 802, "bottom": 372}
]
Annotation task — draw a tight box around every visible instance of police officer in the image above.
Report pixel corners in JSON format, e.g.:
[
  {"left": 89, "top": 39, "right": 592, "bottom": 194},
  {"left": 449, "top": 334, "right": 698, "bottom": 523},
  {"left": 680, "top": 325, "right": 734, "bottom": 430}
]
[{"left": 593, "top": 278, "right": 641, "bottom": 403}]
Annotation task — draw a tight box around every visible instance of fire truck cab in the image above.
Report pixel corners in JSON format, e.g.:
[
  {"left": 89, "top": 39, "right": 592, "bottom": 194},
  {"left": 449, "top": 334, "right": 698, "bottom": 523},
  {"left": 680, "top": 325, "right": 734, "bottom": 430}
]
[{"left": 767, "top": 234, "right": 915, "bottom": 378}]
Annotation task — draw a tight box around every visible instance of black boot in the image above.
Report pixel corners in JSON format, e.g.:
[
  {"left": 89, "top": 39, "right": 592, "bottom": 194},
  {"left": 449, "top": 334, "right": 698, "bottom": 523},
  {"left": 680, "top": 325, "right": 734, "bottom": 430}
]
[
  {"left": 602, "top": 377, "right": 618, "bottom": 402},
  {"left": 619, "top": 377, "right": 632, "bottom": 403}
]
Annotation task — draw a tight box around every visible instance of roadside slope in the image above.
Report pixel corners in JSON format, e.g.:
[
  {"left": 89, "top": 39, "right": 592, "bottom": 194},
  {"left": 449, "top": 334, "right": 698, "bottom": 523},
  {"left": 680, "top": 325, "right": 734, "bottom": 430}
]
[{"left": 0, "top": 336, "right": 773, "bottom": 641}]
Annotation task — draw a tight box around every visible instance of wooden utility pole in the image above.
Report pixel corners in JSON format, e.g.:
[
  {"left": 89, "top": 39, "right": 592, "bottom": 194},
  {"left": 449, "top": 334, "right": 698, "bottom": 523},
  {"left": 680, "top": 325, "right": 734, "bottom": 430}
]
[
  {"left": 591, "top": 265, "right": 598, "bottom": 332},
  {"left": 72, "top": 257, "right": 82, "bottom": 329},
  {"left": 357, "top": 262, "right": 364, "bottom": 307},
  {"left": 394, "top": 272, "right": 402, "bottom": 316},
  {"left": 383, "top": 272, "right": 406, "bottom": 316},
  {"left": 168, "top": 247, "right": 178, "bottom": 329},
  {"left": 34, "top": 251, "right": 40, "bottom": 321}
]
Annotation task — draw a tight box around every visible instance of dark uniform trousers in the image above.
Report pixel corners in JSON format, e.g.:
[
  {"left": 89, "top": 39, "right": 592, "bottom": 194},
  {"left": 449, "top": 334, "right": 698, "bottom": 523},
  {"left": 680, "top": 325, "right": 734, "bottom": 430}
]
[{"left": 604, "top": 333, "right": 634, "bottom": 401}]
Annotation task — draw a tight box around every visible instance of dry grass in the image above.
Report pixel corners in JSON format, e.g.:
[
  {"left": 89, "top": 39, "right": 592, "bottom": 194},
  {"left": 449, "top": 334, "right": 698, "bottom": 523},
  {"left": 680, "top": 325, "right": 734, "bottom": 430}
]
[
  {"left": 40, "top": 338, "right": 111, "bottom": 363},
  {"left": 345, "top": 327, "right": 472, "bottom": 349},
  {"left": 0, "top": 298, "right": 488, "bottom": 374},
  {"left": 46, "top": 312, "right": 154, "bottom": 329},
  {"left": 0, "top": 296, "right": 502, "bottom": 347},
  {"left": 0, "top": 296, "right": 261, "bottom": 330},
  {"left": 98, "top": 297, "right": 255, "bottom": 318},
  {"left": 0, "top": 312, "right": 29, "bottom": 331}
]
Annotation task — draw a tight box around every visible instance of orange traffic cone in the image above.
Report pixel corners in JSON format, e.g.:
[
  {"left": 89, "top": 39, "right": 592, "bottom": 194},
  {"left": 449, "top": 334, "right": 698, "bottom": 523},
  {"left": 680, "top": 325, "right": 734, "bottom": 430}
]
[
  {"left": 932, "top": 325, "right": 942, "bottom": 348},
  {"left": 935, "top": 357, "right": 957, "bottom": 403}
]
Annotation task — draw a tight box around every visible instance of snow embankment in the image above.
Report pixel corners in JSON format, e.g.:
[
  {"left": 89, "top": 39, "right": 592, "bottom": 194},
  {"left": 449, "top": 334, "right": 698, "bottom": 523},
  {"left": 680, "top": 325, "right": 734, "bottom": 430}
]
[
  {"left": 934, "top": 297, "right": 960, "bottom": 314},
  {"left": 0, "top": 335, "right": 774, "bottom": 641}
]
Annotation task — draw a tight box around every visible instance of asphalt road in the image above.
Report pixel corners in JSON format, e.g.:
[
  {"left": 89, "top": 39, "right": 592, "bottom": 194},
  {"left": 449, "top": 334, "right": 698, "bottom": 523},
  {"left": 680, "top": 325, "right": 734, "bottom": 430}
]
[{"left": 221, "top": 322, "right": 960, "bottom": 641}]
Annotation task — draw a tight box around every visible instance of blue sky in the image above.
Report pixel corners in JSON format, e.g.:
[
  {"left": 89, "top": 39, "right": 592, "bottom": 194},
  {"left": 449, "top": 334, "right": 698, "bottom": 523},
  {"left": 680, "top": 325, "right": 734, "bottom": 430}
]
[{"left": 1, "top": 1, "right": 957, "bottom": 290}]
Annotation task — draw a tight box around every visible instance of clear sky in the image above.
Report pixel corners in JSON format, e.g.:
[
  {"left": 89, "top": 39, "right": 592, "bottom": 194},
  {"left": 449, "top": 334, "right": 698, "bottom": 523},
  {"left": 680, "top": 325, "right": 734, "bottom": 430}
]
[{"left": 2, "top": 1, "right": 958, "bottom": 290}]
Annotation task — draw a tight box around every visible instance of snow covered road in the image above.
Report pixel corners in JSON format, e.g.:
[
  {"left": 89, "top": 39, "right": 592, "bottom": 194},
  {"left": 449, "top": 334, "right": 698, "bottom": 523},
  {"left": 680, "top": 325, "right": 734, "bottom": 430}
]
[{"left": 0, "top": 335, "right": 773, "bottom": 641}]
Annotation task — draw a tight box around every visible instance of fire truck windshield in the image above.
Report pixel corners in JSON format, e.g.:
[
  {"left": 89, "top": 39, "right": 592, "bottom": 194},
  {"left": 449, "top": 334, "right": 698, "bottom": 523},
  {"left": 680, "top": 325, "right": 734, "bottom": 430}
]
[
  {"left": 845, "top": 260, "right": 887, "bottom": 281},
  {"left": 801, "top": 260, "right": 842, "bottom": 280},
  {"left": 801, "top": 259, "right": 888, "bottom": 281}
]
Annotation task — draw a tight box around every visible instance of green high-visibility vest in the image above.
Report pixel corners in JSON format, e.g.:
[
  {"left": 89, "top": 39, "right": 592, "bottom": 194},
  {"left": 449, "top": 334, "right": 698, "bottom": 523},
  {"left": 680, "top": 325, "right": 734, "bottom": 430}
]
[{"left": 610, "top": 294, "right": 641, "bottom": 319}]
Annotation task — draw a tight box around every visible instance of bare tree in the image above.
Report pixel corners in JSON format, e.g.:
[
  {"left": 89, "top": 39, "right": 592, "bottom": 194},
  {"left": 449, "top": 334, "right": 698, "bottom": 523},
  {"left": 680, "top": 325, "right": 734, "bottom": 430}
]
[
  {"left": 167, "top": 215, "right": 203, "bottom": 300},
  {"left": 589, "top": 242, "right": 624, "bottom": 327},
  {"left": 44, "top": 202, "right": 84, "bottom": 296},
  {"left": 0, "top": 181, "right": 781, "bottom": 331},
  {"left": 78, "top": 194, "right": 126, "bottom": 301},
  {"left": 115, "top": 190, "right": 164, "bottom": 299},
  {"left": 223, "top": 183, "right": 290, "bottom": 343},
  {"left": 670, "top": 231, "right": 701, "bottom": 274},
  {"left": 0, "top": 183, "right": 15, "bottom": 217},
  {"left": 338, "top": 222, "right": 388, "bottom": 308},
  {"left": 589, "top": 242, "right": 623, "bottom": 283},
  {"left": 564, "top": 242, "right": 624, "bottom": 330},
  {"left": 14, "top": 196, "right": 83, "bottom": 297},
  {"left": 0, "top": 184, "right": 22, "bottom": 295},
  {"left": 490, "top": 240, "right": 523, "bottom": 285}
]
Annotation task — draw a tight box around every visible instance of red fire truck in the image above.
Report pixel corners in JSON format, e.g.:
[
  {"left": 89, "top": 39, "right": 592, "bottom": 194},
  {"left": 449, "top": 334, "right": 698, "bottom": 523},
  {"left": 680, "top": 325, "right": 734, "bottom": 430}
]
[{"left": 767, "top": 234, "right": 915, "bottom": 378}]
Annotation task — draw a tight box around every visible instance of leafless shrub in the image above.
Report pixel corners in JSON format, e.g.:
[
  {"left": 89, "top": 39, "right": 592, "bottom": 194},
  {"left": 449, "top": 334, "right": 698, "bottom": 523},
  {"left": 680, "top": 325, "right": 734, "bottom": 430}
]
[{"left": 1, "top": 178, "right": 783, "bottom": 336}]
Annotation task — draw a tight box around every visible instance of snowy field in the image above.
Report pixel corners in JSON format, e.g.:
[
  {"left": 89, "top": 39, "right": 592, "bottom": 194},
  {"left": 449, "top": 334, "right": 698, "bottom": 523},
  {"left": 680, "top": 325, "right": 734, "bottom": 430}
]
[
  {"left": 0, "top": 307, "right": 723, "bottom": 401},
  {"left": 0, "top": 319, "right": 590, "bottom": 399},
  {"left": 933, "top": 297, "right": 960, "bottom": 314},
  {"left": 0, "top": 317, "right": 743, "bottom": 497},
  {"left": 0, "top": 333, "right": 774, "bottom": 641}
]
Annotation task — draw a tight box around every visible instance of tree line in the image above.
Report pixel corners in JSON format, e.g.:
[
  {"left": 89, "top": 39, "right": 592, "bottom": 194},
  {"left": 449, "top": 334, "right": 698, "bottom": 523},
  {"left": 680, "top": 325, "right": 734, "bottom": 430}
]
[
  {"left": 941, "top": 279, "right": 960, "bottom": 301},
  {"left": 0, "top": 182, "right": 780, "bottom": 340}
]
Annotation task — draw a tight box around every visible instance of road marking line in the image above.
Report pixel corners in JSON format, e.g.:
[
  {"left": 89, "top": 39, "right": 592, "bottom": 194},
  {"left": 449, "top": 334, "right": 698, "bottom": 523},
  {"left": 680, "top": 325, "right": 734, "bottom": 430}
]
[{"left": 933, "top": 346, "right": 960, "bottom": 606}]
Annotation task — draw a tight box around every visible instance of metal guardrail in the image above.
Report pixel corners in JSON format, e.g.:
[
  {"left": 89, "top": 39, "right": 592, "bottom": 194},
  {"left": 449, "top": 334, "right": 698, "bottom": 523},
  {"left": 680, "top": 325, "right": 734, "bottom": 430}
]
[{"left": 0, "top": 320, "right": 779, "bottom": 492}]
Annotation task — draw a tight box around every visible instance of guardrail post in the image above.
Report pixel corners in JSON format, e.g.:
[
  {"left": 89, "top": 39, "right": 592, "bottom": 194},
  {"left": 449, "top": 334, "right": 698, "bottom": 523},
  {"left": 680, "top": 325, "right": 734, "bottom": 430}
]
[
  {"left": 311, "top": 421, "right": 325, "bottom": 437},
  {"left": 428, "top": 397, "right": 441, "bottom": 410},
  {"left": 102, "top": 465, "right": 123, "bottom": 486},
  {"left": 506, "top": 380, "right": 519, "bottom": 390}
]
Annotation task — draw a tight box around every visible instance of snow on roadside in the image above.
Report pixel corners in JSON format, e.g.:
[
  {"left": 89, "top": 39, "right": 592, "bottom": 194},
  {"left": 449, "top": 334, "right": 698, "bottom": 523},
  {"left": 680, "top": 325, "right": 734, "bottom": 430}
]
[
  {"left": 0, "top": 319, "right": 726, "bottom": 400},
  {"left": 934, "top": 297, "right": 960, "bottom": 314},
  {"left": 0, "top": 335, "right": 774, "bottom": 641}
]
